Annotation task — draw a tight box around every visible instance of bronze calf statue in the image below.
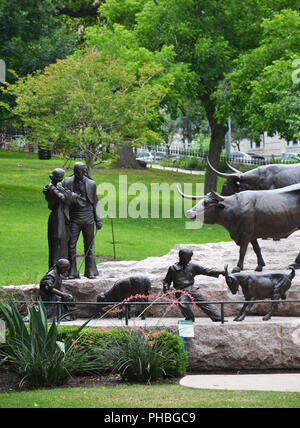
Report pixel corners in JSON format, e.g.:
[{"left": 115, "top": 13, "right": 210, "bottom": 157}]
[
  {"left": 224, "top": 265, "right": 295, "bottom": 321},
  {"left": 96, "top": 275, "right": 151, "bottom": 320}
]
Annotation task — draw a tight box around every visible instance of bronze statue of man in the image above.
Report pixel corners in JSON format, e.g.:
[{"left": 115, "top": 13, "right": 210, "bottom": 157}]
[
  {"left": 163, "top": 248, "right": 225, "bottom": 322},
  {"left": 62, "top": 162, "right": 102, "bottom": 279}
]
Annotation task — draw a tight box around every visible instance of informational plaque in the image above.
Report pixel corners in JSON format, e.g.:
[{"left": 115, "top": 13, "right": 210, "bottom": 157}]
[{"left": 178, "top": 320, "right": 194, "bottom": 338}]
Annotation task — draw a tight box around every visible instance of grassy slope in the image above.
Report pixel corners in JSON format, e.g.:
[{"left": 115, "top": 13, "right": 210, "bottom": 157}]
[{"left": 0, "top": 150, "right": 230, "bottom": 285}]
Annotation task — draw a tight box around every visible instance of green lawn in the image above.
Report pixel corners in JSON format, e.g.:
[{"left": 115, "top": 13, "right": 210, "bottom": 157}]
[
  {"left": 1, "top": 150, "right": 299, "bottom": 408},
  {"left": 1, "top": 384, "right": 300, "bottom": 408},
  {"left": 0, "top": 150, "right": 230, "bottom": 285}
]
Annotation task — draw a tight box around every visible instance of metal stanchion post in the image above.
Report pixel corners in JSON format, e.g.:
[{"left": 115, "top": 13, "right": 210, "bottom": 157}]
[
  {"left": 125, "top": 303, "right": 129, "bottom": 326},
  {"left": 221, "top": 302, "right": 224, "bottom": 324}
]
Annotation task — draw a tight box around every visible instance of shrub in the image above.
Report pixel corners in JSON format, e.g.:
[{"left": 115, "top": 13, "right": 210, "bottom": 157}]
[
  {"left": 155, "top": 331, "right": 188, "bottom": 378},
  {"left": 0, "top": 302, "right": 188, "bottom": 386},
  {"left": 57, "top": 326, "right": 188, "bottom": 380},
  {"left": 0, "top": 300, "right": 106, "bottom": 387},
  {"left": 101, "top": 328, "right": 174, "bottom": 383},
  {"left": 180, "top": 156, "right": 206, "bottom": 171}
]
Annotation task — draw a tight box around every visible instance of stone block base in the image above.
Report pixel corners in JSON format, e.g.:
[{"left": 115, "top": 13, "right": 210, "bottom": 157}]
[{"left": 61, "top": 316, "right": 300, "bottom": 371}]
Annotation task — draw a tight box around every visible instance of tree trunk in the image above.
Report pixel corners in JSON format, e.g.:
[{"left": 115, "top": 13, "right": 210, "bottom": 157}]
[
  {"left": 85, "top": 154, "right": 94, "bottom": 178},
  {"left": 113, "top": 144, "right": 145, "bottom": 169},
  {"left": 202, "top": 96, "right": 228, "bottom": 194},
  {"left": 205, "top": 126, "right": 227, "bottom": 194}
]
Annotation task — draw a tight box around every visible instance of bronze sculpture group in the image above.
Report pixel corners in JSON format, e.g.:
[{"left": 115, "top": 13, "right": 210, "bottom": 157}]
[
  {"left": 97, "top": 275, "right": 151, "bottom": 320},
  {"left": 40, "top": 160, "right": 299, "bottom": 323},
  {"left": 62, "top": 163, "right": 102, "bottom": 279},
  {"left": 44, "top": 163, "right": 102, "bottom": 278}
]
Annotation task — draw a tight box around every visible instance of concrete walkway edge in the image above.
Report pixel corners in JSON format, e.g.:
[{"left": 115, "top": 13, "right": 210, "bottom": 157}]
[{"left": 180, "top": 373, "right": 300, "bottom": 392}]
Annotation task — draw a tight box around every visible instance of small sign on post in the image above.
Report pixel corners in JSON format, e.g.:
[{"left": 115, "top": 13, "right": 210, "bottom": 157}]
[
  {"left": 178, "top": 320, "right": 194, "bottom": 372},
  {"left": 178, "top": 320, "right": 194, "bottom": 338},
  {"left": 178, "top": 320, "right": 194, "bottom": 353},
  {"left": 0, "top": 320, "right": 6, "bottom": 343}
]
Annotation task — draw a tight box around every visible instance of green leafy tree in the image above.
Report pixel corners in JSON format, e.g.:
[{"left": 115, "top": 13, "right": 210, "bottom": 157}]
[
  {"left": 217, "top": 9, "right": 300, "bottom": 143},
  {"left": 84, "top": 24, "right": 191, "bottom": 166},
  {"left": 0, "top": 0, "right": 77, "bottom": 122},
  {"left": 3, "top": 49, "right": 169, "bottom": 175},
  {"left": 97, "top": 0, "right": 144, "bottom": 29},
  {"left": 99, "top": 0, "right": 300, "bottom": 191},
  {"left": 55, "top": 0, "right": 102, "bottom": 19}
]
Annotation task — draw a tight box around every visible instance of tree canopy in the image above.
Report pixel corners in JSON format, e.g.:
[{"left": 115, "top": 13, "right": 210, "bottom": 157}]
[
  {"left": 99, "top": 0, "right": 300, "bottom": 191},
  {"left": 1, "top": 0, "right": 300, "bottom": 187},
  {"left": 3, "top": 49, "right": 171, "bottom": 175},
  {"left": 216, "top": 9, "right": 300, "bottom": 142},
  {"left": 0, "top": 0, "right": 78, "bottom": 122}
]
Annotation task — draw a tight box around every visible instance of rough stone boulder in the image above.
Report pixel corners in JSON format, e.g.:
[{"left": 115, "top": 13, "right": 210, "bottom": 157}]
[
  {"left": 1, "top": 232, "right": 300, "bottom": 319},
  {"left": 166, "top": 317, "right": 300, "bottom": 371}
]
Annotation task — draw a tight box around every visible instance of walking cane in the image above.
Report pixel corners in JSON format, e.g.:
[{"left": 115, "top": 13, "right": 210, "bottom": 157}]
[{"left": 77, "top": 227, "right": 100, "bottom": 275}]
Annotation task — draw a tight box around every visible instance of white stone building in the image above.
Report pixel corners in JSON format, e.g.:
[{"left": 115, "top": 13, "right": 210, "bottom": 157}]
[{"left": 237, "top": 133, "right": 300, "bottom": 159}]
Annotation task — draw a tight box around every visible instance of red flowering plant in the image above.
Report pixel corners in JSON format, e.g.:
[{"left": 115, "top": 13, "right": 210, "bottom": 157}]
[
  {"left": 80, "top": 289, "right": 192, "bottom": 382},
  {"left": 100, "top": 287, "right": 197, "bottom": 321},
  {"left": 100, "top": 325, "right": 177, "bottom": 383},
  {"left": 130, "top": 325, "right": 163, "bottom": 347}
]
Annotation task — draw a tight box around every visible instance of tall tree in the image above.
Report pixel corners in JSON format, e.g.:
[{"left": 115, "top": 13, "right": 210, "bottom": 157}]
[
  {"left": 0, "top": 0, "right": 77, "bottom": 122},
  {"left": 216, "top": 9, "right": 300, "bottom": 143},
  {"left": 84, "top": 23, "right": 190, "bottom": 166},
  {"left": 99, "top": 0, "right": 300, "bottom": 192},
  {"left": 55, "top": 0, "right": 102, "bottom": 18},
  {"left": 3, "top": 49, "right": 170, "bottom": 176}
]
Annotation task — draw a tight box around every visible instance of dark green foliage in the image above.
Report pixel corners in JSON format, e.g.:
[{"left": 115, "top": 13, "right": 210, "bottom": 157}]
[
  {"left": 0, "top": 300, "right": 105, "bottom": 387},
  {"left": 0, "top": 313, "right": 187, "bottom": 386},
  {"left": 155, "top": 330, "right": 188, "bottom": 378},
  {"left": 0, "top": 0, "right": 77, "bottom": 121},
  {"left": 58, "top": 326, "right": 188, "bottom": 380}
]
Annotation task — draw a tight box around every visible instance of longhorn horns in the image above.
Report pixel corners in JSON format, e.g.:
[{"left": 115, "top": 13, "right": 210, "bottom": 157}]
[
  {"left": 177, "top": 185, "right": 225, "bottom": 203},
  {"left": 210, "top": 190, "right": 224, "bottom": 202},
  {"left": 177, "top": 185, "right": 204, "bottom": 200},
  {"left": 226, "top": 162, "right": 241, "bottom": 174},
  {"left": 207, "top": 158, "right": 241, "bottom": 180}
]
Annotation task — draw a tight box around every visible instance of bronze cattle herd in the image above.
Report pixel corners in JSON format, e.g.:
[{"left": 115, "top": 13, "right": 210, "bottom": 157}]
[{"left": 179, "top": 161, "right": 300, "bottom": 273}]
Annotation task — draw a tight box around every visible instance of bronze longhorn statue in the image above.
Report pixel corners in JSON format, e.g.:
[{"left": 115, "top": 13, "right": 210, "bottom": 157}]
[
  {"left": 178, "top": 183, "right": 300, "bottom": 272},
  {"left": 207, "top": 159, "right": 300, "bottom": 196}
]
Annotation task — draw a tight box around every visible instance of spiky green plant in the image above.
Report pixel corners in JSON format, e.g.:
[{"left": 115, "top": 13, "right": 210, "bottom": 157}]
[
  {"left": 0, "top": 300, "right": 105, "bottom": 387},
  {"left": 102, "top": 328, "right": 178, "bottom": 383}
]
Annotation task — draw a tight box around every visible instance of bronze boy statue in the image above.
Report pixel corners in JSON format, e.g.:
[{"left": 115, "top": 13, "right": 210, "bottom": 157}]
[
  {"left": 39, "top": 259, "right": 75, "bottom": 321},
  {"left": 163, "top": 248, "right": 225, "bottom": 322}
]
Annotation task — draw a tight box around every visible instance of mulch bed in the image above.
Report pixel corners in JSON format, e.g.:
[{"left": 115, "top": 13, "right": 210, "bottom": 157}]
[{"left": 0, "top": 366, "right": 179, "bottom": 394}]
